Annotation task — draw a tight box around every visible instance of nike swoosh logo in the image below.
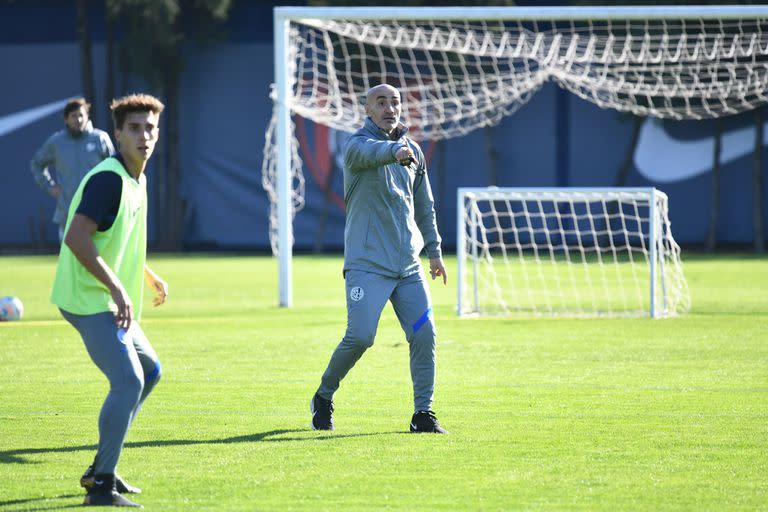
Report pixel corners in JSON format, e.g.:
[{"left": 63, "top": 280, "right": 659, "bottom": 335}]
[
  {"left": 0, "top": 96, "right": 78, "bottom": 137},
  {"left": 634, "top": 117, "right": 768, "bottom": 183},
  {"left": 410, "top": 423, "right": 417, "bottom": 430}
]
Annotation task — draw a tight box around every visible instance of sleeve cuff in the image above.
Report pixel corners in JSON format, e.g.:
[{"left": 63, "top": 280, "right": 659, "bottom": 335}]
[{"left": 390, "top": 142, "right": 407, "bottom": 161}]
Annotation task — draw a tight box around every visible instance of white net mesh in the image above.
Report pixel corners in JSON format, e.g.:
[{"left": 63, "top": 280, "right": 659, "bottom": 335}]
[
  {"left": 459, "top": 188, "right": 690, "bottom": 318},
  {"left": 262, "top": 103, "right": 305, "bottom": 255},
  {"left": 293, "top": 18, "right": 768, "bottom": 128},
  {"left": 263, "top": 14, "right": 768, "bottom": 254}
]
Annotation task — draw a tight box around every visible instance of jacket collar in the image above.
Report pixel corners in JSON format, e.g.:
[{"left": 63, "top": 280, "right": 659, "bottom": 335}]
[{"left": 363, "top": 117, "right": 409, "bottom": 140}]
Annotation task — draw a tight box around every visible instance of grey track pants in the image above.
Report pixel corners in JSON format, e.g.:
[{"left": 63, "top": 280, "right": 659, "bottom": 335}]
[
  {"left": 60, "top": 310, "right": 161, "bottom": 475},
  {"left": 317, "top": 269, "right": 437, "bottom": 412}
]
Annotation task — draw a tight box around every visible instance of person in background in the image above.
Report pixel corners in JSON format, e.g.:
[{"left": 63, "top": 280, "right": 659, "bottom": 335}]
[{"left": 31, "top": 97, "right": 114, "bottom": 241}]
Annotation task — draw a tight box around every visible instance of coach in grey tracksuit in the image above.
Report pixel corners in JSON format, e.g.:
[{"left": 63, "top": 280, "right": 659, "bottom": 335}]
[
  {"left": 30, "top": 98, "right": 114, "bottom": 241},
  {"left": 312, "top": 84, "right": 448, "bottom": 433}
]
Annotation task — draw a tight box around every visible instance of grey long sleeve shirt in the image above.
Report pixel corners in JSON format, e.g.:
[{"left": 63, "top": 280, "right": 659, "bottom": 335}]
[
  {"left": 30, "top": 122, "right": 114, "bottom": 226},
  {"left": 342, "top": 117, "right": 442, "bottom": 279}
]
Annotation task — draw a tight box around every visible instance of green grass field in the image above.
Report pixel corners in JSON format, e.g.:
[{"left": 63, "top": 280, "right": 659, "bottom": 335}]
[{"left": 0, "top": 253, "right": 766, "bottom": 511}]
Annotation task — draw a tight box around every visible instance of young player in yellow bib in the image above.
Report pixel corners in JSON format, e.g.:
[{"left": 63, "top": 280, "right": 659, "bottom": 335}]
[
  {"left": 51, "top": 94, "right": 166, "bottom": 508},
  {"left": 310, "top": 84, "right": 449, "bottom": 434}
]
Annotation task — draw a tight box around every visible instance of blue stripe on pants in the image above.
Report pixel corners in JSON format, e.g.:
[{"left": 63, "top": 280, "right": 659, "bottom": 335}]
[{"left": 412, "top": 307, "right": 432, "bottom": 333}]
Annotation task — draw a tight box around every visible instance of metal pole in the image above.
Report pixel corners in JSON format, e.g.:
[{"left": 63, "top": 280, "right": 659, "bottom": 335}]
[
  {"left": 648, "top": 188, "right": 657, "bottom": 319},
  {"left": 274, "top": 9, "right": 292, "bottom": 307},
  {"left": 456, "top": 189, "right": 466, "bottom": 316}
]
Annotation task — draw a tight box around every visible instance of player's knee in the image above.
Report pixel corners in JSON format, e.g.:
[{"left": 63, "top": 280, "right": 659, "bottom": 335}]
[
  {"left": 345, "top": 327, "right": 376, "bottom": 349},
  {"left": 353, "top": 334, "right": 376, "bottom": 350},
  {"left": 410, "top": 320, "right": 436, "bottom": 346},
  {"left": 146, "top": 360, "right": 162, "bottom": 386},
  {"left": 121, "top": 372, "right": 145, "bottom": 401}
]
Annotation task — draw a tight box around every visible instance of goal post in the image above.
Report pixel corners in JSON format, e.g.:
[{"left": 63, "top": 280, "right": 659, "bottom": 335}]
[
  {"left": 269, "top": 5, "right": 768, "bottom": 308},
  {"left": 457, "top": 187, "right": 690, "bottom": 318}
]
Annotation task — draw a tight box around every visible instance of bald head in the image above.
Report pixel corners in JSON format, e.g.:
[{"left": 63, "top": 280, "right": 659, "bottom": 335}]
[
  {"left": 365, "top": 84, "right": 400, "bottom": 104},
  {"left": 364, "top": 84, "right": 402, "bottom": 136}
]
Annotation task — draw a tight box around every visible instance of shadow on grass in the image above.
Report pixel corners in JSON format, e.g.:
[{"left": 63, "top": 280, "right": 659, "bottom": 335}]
[
  {"left": 0, "top": 428, "right": 407, "bottom": 464},
  {"left": 688, "top": 310, "right": 768, "bottom": 316},
  {"left": 0, "top": 493, "right": 81, "bottom": 510}
]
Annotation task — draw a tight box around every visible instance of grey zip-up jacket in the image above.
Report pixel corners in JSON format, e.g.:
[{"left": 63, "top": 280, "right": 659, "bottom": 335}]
[
  {"left": 343, "top": 117, "right": 442, "bottom": 279},
  {"left": 30, "top": 122, "right": 114, "bottom": 226}
]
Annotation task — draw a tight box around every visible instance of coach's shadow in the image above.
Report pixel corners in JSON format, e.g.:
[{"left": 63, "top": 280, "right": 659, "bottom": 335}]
[{"left": 0, "top": 428, "right": 407, "bottom": 464}]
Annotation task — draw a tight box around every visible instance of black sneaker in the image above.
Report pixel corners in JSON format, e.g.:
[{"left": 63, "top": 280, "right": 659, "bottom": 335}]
[
  {"left": 81, "top": 465, "right": 142, "bottom": 494},
  {"left": 410, "top": 410, "right": 448, "bottom": 434},
  {"left": 83, "top": 473, "right": 142, "bottom": 508},
  {"left": 310, "top": 392, "right": 334, "bottom": 430}
]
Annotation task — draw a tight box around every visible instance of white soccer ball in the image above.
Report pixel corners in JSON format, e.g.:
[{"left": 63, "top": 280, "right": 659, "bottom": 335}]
[{"left": 0, "top": 296, "right": 24, "bottom": 322}]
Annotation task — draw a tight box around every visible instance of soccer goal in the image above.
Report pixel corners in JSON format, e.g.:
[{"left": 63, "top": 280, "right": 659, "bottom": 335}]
[
  {"left": 457, "top": 187, "right": 690, "bottom": 318},
  {"left": 268, "top": 5, "right": 768, "bottom": 307}
]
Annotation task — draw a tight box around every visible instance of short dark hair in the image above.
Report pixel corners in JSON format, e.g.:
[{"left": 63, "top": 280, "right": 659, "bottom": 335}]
[
  {"left": 110, "top": 93, "right": 165, "bottom": 130},
  {"left": 63, "top": 98, "right": 90, "bottom": 118}
]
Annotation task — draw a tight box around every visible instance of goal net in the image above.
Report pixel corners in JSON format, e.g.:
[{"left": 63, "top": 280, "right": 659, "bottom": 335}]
[
  {"left": 267, "top": 6, "right": 768, "bottom": 306},
  {"left": 458, "top": 187, "right": 690, "bottom": 318}
]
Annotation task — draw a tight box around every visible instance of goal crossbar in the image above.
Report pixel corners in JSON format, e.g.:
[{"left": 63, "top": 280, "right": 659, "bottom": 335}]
[{"left": 276, "top": 5, "right": 768, "bottom": 21}]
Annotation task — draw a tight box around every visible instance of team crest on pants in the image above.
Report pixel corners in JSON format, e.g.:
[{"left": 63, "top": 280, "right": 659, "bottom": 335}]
[{"left": 350, "top": 286, "right": 364, "bottom": 301}]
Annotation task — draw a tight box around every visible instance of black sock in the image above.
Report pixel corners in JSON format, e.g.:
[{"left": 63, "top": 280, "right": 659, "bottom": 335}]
[{"left": 90, "top": 473, "right": 116, "bottom": 493}]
